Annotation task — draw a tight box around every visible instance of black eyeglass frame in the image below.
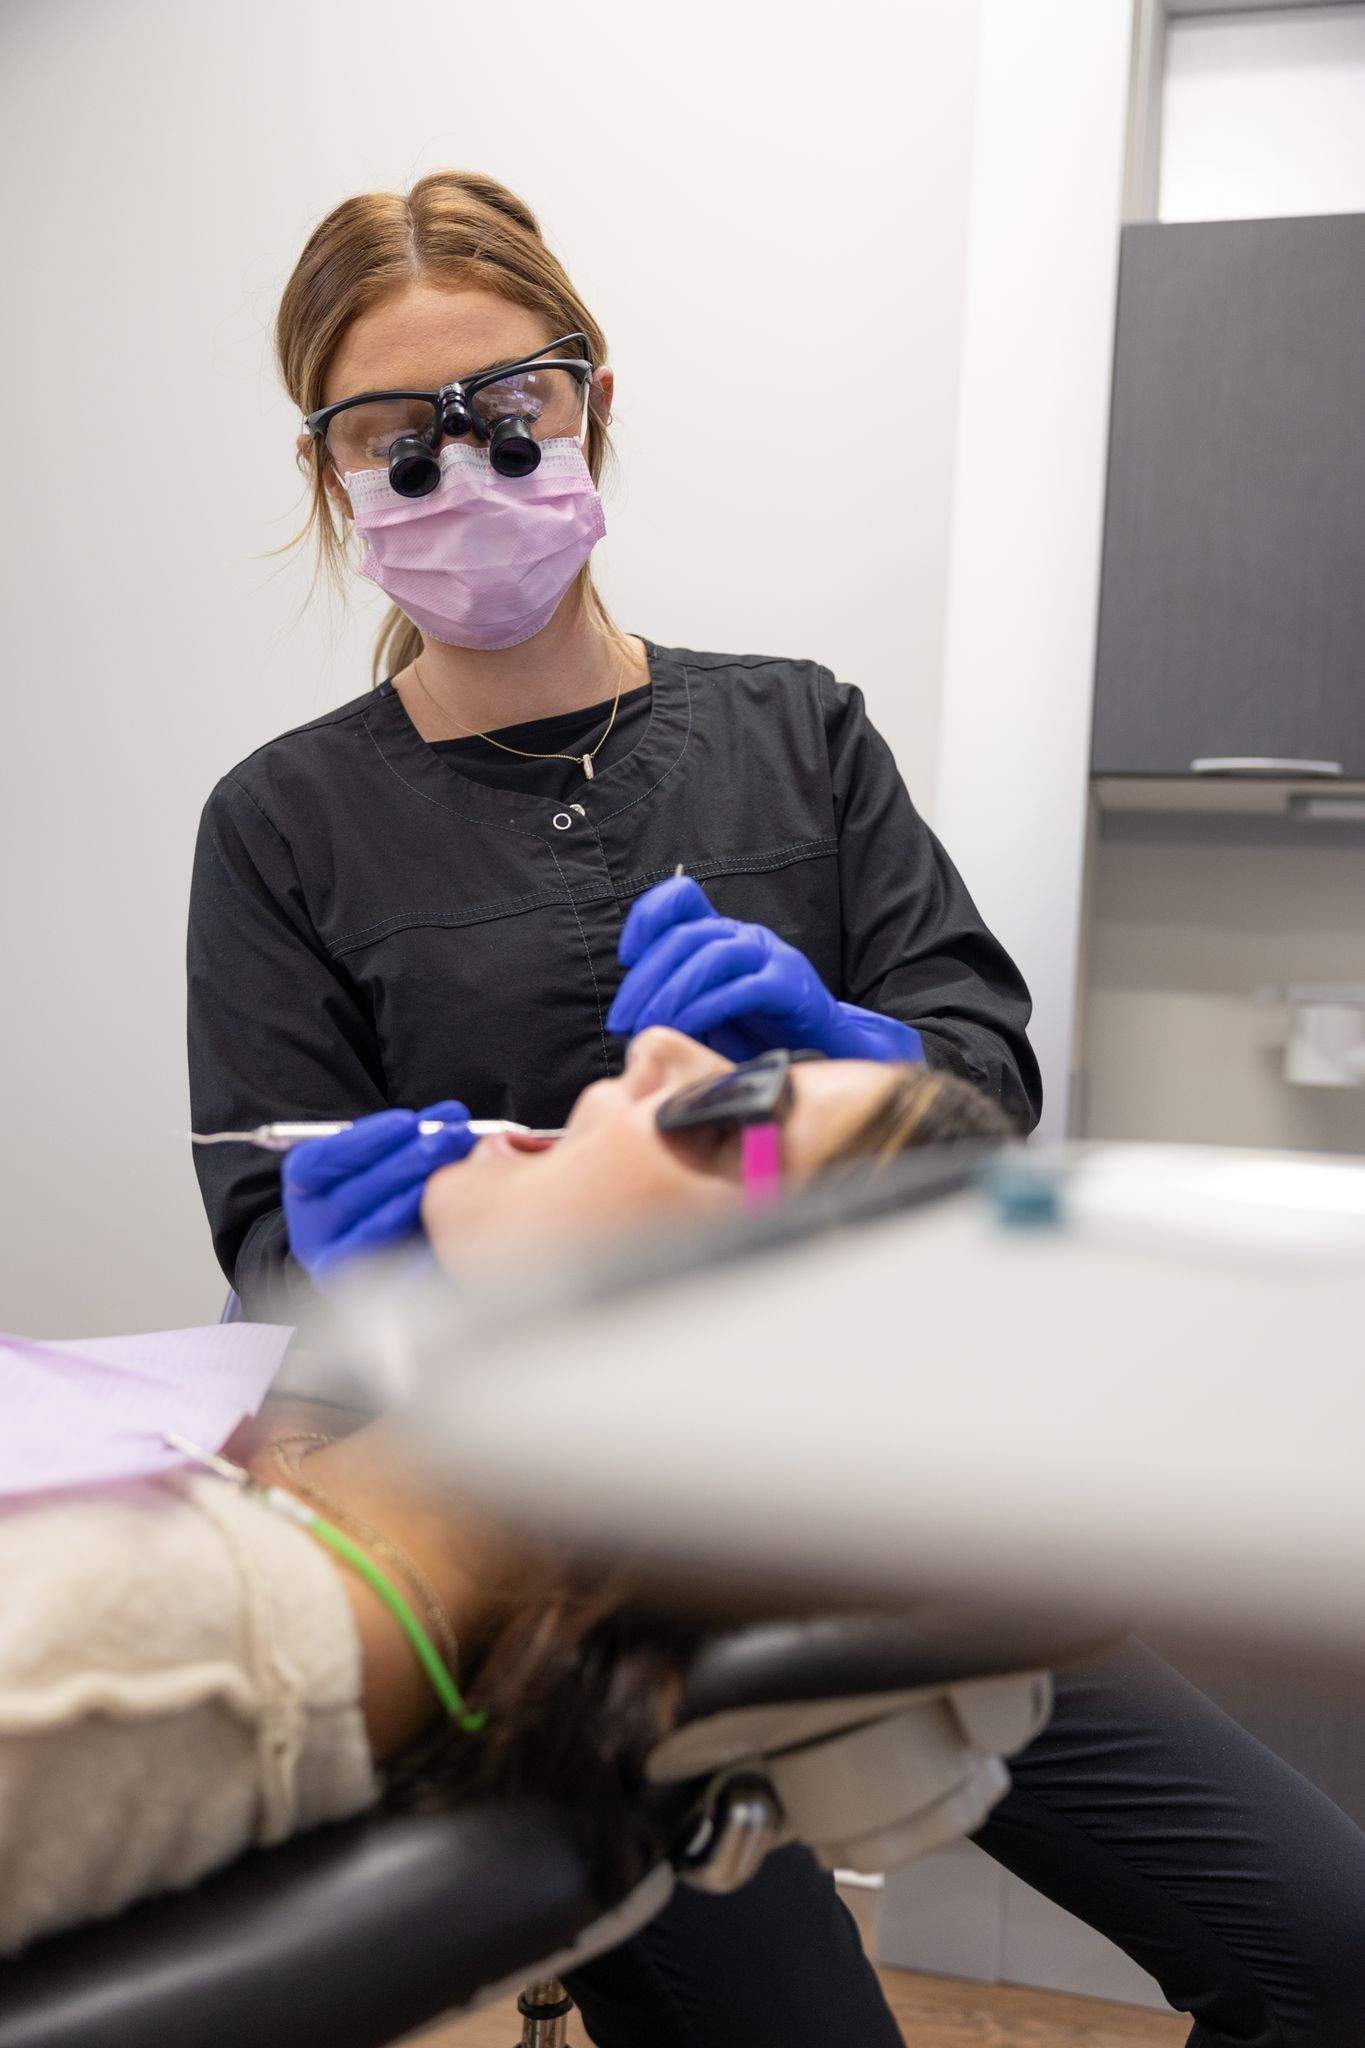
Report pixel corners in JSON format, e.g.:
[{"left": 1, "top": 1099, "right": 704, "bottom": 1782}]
[
  {"left": 302, "top": 331, "right": 596, "bottom": 458},
  {"left": 655, "top": 1049, "right": 828, "bottom": 1138}
]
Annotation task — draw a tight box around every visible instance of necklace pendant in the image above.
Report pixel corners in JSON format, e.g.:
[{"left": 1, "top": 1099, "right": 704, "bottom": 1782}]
[{"left": 582, "top": 754, "right": 595, "bottom": 781}]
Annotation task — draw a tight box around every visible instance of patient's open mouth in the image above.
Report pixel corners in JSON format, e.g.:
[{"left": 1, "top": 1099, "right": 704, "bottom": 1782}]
[{"left": 483, "top": 1131, "right": 558, "bottom": 1158}]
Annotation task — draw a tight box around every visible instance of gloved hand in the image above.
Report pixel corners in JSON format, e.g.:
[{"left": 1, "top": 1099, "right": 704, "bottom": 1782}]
[
  {"left": 607, "top": 877, "right": 924, "bottom": 1065},
  {"left": 282, "top": 1100, "right": 476, "bottom": 1293}
]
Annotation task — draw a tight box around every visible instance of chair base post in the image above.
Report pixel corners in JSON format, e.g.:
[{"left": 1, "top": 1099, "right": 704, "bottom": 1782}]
[{"left": 517, "top": 1976, "right": 573, "bottom": 2045}]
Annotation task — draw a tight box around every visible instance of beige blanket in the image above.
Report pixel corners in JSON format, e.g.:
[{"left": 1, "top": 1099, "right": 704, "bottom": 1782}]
[{"left": 0, "top": 1471, "right": 376, "bottom": 1953}]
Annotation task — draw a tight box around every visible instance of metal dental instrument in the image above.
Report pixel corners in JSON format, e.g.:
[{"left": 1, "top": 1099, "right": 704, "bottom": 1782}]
[
  {"left": 164, "top": 1432, "right": 252, "bottom": 1484},
  {"left": 189, "top": 1119, "right": 566, "bottom": 1151}
]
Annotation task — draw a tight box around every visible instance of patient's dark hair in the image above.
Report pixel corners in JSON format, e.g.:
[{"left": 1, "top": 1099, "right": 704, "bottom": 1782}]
[
  {"left": 822, "top": 1059, "right": 1019, "bottom": 1171},
  {"left": 385, "top": 1564, "right": 705, "bottom": 1893},
  {"left": 386, "top": 1060, "right": 1016, "bottom": 1890}
]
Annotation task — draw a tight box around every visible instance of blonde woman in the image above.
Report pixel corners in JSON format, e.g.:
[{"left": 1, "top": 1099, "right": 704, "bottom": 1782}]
[
  {"left": 187, "top": 170, "right": 1039, "bottom": 1324},
  {"left": 184, "top": 174, "right": 1364, "bottom": 2048}
]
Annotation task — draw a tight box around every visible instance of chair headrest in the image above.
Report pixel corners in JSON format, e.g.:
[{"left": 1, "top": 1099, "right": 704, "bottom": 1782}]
[{"left": 675, "top": 1606, "right": 1112, "bottom": 1728}]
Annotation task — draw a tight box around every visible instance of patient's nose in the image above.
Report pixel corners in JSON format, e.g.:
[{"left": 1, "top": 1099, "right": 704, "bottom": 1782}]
[{"left": 624, "top": 1026, "right": 730, "bottom": 1099}]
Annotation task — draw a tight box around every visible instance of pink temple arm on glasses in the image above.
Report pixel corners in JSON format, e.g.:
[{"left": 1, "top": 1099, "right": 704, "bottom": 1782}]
[{"left": 740, "top": 1122, "right": 782, "bottom": 1211}]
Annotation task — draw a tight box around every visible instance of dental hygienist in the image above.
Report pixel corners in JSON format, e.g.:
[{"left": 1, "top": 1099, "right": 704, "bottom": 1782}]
[
  {"left": 188, "top": 169, "right": 1041, "bottom": 1317},
  {"left": 184, "top": 173, "right": 1365, "bottom": 2048}
]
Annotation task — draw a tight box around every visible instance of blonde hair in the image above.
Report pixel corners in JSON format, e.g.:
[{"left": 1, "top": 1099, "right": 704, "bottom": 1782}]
[{"left": 275, "top": 171, "right": 618, "bottom": 684}]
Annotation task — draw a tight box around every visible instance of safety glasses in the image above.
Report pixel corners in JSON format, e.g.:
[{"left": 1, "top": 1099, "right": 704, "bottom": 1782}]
[
  {"left": 655, "top": 1049, "right": 827, "bottom": 1212},
  {"left": 304, "top": 332, "right": 595, "bottom": 495}
]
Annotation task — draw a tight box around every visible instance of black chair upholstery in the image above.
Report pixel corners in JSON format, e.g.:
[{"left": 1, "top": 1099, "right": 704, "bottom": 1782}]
[
  {"left": 674, "top": 1608, "right": 1105, "bottom": 1727},
  {"left": 0, "top": 1611, "right": 1112, "bottom": 2048},
  {"left": 0, "top": 1802, "right": 609, "bottom": 2048}
]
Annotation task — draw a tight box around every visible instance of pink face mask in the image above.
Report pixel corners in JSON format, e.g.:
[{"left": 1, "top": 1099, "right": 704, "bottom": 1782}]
[{"left": 344, "top": 437, "right": 606, "bottom": 651}]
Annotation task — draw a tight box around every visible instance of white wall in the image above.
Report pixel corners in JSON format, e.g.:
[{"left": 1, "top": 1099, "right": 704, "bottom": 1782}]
[
  {"left": 932, "top": 0, "right": 1135, "bottom": 1141},
  {"left": 1162, "top": 5, "right": 1365, "bottom": 220},
  {"left": 0, "top": 0, "right": 982, "bottom": 1334}
]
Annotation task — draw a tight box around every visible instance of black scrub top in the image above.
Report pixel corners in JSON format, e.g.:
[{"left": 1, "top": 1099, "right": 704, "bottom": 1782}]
[{"left": 187, "top": 642, "right": 1042, "bottom": 1317}]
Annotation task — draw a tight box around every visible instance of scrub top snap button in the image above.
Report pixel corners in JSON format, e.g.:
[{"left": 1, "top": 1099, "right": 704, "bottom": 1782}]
[{"left": 552, "top": 812, "right": 573, "bottom": 831}]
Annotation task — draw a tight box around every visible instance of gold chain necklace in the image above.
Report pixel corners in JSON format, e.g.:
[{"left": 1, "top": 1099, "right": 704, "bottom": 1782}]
[
  {"left": 269, "top": 1435, "right": 464, "bottom": 1677},
  {"left": 411, "top": 647, "right": 632, "bottom": 783}
]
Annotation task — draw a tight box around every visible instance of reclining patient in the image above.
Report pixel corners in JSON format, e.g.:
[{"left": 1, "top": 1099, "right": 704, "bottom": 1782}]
[{"left": 0, "top": 1031, "right": 1000, "bottom": 1956}]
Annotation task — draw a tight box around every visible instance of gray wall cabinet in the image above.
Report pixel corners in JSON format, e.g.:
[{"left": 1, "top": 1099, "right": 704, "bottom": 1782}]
[{"left": 1091, "top": 215, "right": 1365, "bottom": 778}]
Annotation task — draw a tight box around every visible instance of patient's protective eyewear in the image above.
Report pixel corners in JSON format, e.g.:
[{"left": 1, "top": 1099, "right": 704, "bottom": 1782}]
[
  {"left": 304, "top": 332, "right": 595, "bottom": 496},
  {"left": 656, "top": 1049, "right": 826, "bottom": 1212}
]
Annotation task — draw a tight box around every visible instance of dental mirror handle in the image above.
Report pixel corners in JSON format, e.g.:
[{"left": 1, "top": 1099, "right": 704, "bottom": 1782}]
[{"left": 190, "top": 1119, "right": 564, "bottom": 1151}]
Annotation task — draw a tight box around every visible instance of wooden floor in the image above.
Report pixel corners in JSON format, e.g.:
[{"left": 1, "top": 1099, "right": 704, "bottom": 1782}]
[
  {"left": 410, "top": 1964, "right": 1187, "bottom": 2046},
  {"left": 403, "top": 1875, "right": 1187, "bottom": 2046}
]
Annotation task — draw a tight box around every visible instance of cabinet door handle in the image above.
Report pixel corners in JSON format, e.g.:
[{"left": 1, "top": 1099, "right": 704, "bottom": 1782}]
[{"left": 1189, "top": 756, "right": 1345, "bottom": 778}]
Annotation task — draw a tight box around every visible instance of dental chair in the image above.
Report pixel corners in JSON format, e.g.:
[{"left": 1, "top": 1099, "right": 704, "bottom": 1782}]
[
  {"left": 30, "top": 1148, "right": 1099, "bottom": 2045},
  {"left": 0, "top": 1606, "right": 1106, "bottom": 2048}
]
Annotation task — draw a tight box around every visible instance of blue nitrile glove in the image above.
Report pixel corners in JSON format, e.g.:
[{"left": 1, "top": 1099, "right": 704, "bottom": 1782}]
[
  {"left": 607, "top": 877, "right": 924, "bottom": 1065},
  {"left": 282, "top": 1100, "right": 476, "bottom": 1293}
]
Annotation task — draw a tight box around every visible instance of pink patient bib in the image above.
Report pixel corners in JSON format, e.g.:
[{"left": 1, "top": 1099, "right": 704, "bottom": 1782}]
[{"left": 0, "top": 1324, "right": 292, "bottom": 1497}]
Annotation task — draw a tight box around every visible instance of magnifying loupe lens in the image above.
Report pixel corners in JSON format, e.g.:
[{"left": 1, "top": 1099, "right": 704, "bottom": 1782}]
[
  {"left": 489, "top": 416, "right": 541, "bottom": 477},
  {"left": 387, "top": 436, "right": 442, "bottom": 497}
]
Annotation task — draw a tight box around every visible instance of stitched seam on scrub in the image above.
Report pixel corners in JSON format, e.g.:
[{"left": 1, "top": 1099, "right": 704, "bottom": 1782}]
[
  {"left": 589, "top": 664, "right": 694, "bottom": 827},
  {"left": 617, "top": 838, "right": 839, "bottom": 900},
  {"left": 326, "top": 842, "right": 840, "bottom": 960},
  {"left": 665, "top": 649, "right": 822, "bottom": 677},
  {"left": 333, "top": 887, "right": 567, "bottom": 947},
  {"left": 330, "top": 893, "right": 595, "bottom": 960},
  {"left": 544, "top": 842, "right": 612, "bottom": 1076},
  {"left": 224, "top": 774, "right": 295, "bottom": 856},
  {"left": 359, "top": 704, "right": 551, "bottom": 846},
  {"left": 335, "top": 842, "right": 835, "bottom": 939},
  {"left": 223, "top": 699, "right": 375, "bottom": 780}
]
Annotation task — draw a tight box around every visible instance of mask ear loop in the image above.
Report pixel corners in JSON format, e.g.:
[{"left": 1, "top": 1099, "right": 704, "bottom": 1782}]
[{"left": 740, "top": 1123, "right": 782, "bottom": 1211}]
